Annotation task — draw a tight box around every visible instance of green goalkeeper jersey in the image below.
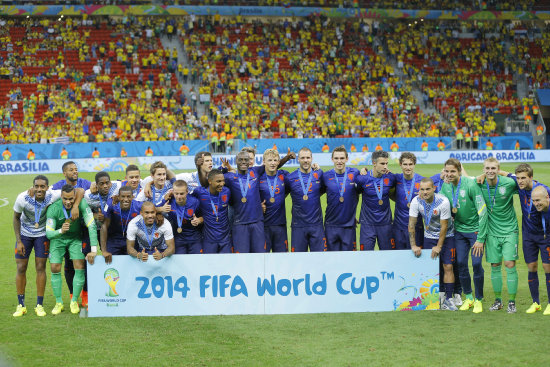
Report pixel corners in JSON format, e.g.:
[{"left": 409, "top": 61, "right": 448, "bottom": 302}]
[
  {"left": 440, "top": 176, "right": 488, "bottom": 243},
  {"left": 45, "top": 199, "right": 98, "bottom": 246},
  {"left": 478, "top": 175, "right": 518, "bottom": 237}
]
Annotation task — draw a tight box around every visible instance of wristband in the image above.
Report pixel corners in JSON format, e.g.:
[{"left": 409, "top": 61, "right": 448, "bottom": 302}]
[{"left": 91, "top": 246, "right": 97, "bottom": 253}]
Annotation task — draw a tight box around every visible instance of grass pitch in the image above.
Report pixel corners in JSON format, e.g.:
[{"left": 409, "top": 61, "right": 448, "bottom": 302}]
[{"left": 1, "top": 162, "right": 550, "bottom": 367}]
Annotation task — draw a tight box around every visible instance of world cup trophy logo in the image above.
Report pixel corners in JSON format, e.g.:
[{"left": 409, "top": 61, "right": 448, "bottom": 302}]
[{"left": 104, "top": 268, "right": 120, "bottom": 297}]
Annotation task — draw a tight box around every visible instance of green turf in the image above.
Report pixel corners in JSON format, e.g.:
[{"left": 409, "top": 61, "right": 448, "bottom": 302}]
[{"left": 1, "top": 162, "right": 550, "bottom": 367}]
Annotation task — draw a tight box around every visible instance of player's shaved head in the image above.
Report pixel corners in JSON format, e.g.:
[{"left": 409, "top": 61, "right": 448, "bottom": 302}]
[
  {"left": 299, "top": 147, "right": 312, "bottom": 157},
  {"left": 532, "top": 185, "right": 550, "bottom": 212},
  {"left": 173, "top": 180, "right": 188, "bottom": 189},
  {"left": 140, "top": 201, "right": 155, "bottom": 212},
  {"left": 420, "top": 177, "right": 434, "bottom": 187}
]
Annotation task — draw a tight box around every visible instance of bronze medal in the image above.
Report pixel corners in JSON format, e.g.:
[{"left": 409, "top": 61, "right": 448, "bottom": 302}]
[
  {"left": 241, "top": 197, "right": 247, "bottom": 203},
  {"left": 35, "top": 222, "right": 39, "bottom": 228},
  {"left": 303, "top": 195, "right": 309, "bottom": 201},
  {"left": 407, "top": 203, "right": 410, "bottom": 208},
  {"left": 269, "top": 197, "right": 275, "bottom": 203},
  {"left": 452, "top": 207, "right": 458, "bottom": 214},
  {"left": 378, "top": 199, "right": 383, "bottom": 205},
  {"left": 339, "top": 197, "right": 344, "bottom": 203},
  {"left": 65, "top": 219, "right": 71, "bottom": 224},
  {"left": 177, "top": 227, "right": 182, "bottom": 233}
]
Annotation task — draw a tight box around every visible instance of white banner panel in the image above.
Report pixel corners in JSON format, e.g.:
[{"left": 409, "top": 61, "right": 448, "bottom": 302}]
[{"left": 87, "top": 251, "right": 439, "bottom": 317}]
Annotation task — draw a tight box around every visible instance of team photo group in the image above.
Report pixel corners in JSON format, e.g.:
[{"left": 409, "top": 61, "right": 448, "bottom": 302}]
[{"left": 11, "top": 146, "right": 550, "bottom": 317}]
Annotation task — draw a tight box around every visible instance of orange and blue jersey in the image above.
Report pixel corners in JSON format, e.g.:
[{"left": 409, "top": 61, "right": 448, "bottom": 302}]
[
  {"left": 259, "top": 169, "right": 289, "bottom": 226},
  {"left": 508, "top": 174, "right": 550, "bottom": 236},
  {"left": 284, "top": 169, "right": 325, "bottom": 227},
  {"left": 356, "top": 172, "right": 396, "bottom": 225},
  {"left": 393, "top": 173, "right": 424, "bottom": 229},
  {"left": 191, "top": 186, "right": 231, "bottom": 243},
  {"left": 322, "top": 168, "right": 360, "bottom": 227},
  {"left": 104, "top": 199, "right": 142, "bottom": 251},
  {"left": 165, "top": 196, "right": 201, "bottom": 255},
  {"left": 224, "top": 166, "right": 265, "bottom": 225}
]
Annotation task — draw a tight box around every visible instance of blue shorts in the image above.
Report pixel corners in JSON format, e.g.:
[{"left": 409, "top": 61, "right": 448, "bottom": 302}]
[
  {"left": 392, "top": 224, "right": 424, "bottom": 250},
  {"left": 325, "top": 226, "right": 356, "bottom": 251},
  {"left": 175, "top": 238, "right": 202, "bottom": 254},
  {"left": 360, "top": 224, "right": 394, "bottom": 251},
  {"left": 106, "top": 239, "right": 127, "bottom": 255},
  {"left": 264, "top": 225, "right": 288, "bottom": 253},
  {"left": 523, "top": 233, "right": 550, "bottom": 264},
  {"left": 232, "top": 221, "right": 266, "bottom": 253},
  {"left": 291, "top": 224, "right": 326, "bottom": 252},
  {"left": 203, "top": 239, "right": 232, "bottom": 254},
  {"left": 423, "top": 237, "right": 456, "bottom": 265},
  {"left": 15, "top": 235, "right": 49, "bottom": 259}
]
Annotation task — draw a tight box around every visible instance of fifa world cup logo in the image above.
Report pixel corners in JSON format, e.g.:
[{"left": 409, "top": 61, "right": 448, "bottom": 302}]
[{"left": 104, "top": 268, "right": 120, "bottom": 297}]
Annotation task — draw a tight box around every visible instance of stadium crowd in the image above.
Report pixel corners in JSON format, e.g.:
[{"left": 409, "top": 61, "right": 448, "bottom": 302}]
[{"left": 11, "top": 147, "right": 550, "bottom": 317}]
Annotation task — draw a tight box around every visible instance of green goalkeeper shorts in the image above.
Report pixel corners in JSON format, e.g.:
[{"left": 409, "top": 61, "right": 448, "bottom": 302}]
[
  {"left": 49, "top": 239, "right": 85, "bottom": 263},
  {"left": 485, "top": 232, "right": 519, "bottom": 263}
]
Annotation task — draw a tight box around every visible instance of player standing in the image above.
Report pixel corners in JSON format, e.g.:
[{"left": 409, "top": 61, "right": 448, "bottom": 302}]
[
  {"left": 408, "top": 178, "right": 457, "bottom": 311},
  {"left": 12, "top": 176, "right": 64, "bottom": 317},
  {"left": 259, "top": 149, "right": 289, "bottom": 252},
  {"left": 191, "top": 169, "right": 232, "bottom": 253},
  {"left": 165, "top": 180, "right": 202, "bottom": 254},
  {"left": 322, "top": 147, "right": 360, "bottom": 251},
  {"left": 356, "top": 151, "right": 396, "bottom": 250},
  {"left": 100, "top": 185, "right": 142, "bottom": 263},
  {"left": 530, "top": 185, "right": 550, "bottom": 315},
  {"left": 479, "top": 157, "right": 519, "bottom": 313},
  {"left": 440, "top": 158, "right": 488, "bottom": 313},
  {"left": 126, "top": 201, "right": 175, "bottom": 260},
  {"left": 500, "top": 164, "right": 550, "bottom": 313},
  {"left": 392, "top": 152, "right": 424, "bottom": 250},
  {"left": 285, "top": 147, "right": 326, "bottom": 252},
  {"left": 46, "top": 185, "right": 97, "bottom": 315}
]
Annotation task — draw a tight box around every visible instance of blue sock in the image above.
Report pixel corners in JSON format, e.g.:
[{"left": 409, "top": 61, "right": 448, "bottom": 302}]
[
  {"left": 445, "top": 283, "right": 454, "bottom": 300},
  {"left": 528, "top": 271, "right": 539, "bottom": 304},
  {"left": 37, "top": 296, "right": 44, "bottom": 306},
  {"left": 546, "top": 273, "right": 550, "bottom": 303},
  {"left": 17, "top": 294, "right": 25, "bottom": 307}
]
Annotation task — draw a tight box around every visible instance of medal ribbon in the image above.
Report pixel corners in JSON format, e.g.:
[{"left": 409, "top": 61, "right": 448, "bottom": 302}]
[
  {"left": 299, "top": 170, "right": 313, "bottom": 198},
  {"left": 142, "top": 219, "right": 157, "bottom": 249},
  {"left": 422, "top": 199, "right": 434, "bottom": 228},
  {"left": 451, "top": 178, "right": 462, "bottom": 211},
  {"left": 34, "top": 199, "right": 46, "bottom": 226},
  {"left": 238, "top": 172, "right": 251, "bottom": 201},
  {"left": 62, "top": 206, "right": 70, "bottom": 220},
  {"left": 152, "top": 185, "right": 167, "bottom": 205},
  {"left": 119, "top": 202, "right": 133, "bottom": 235},
  {"left": 402, "top": 174, "right": 416, "bottom": 206},
  {"left": 266, "top": 173, "right": 278, "bottom": 201},
  {"left": 334, "top": 169, "right": 347, "bottom": 198},
  {"left": 209, "top": 193, "right": 220, "bottom": 220},
  {"left": 375, "top": 176, "right": 384, "bottom": 202},
  {"left": 485, "top": 176, "right": 500, "bottom": 211},
  {"left": 175, "top": 201, "right": 189, "bottom": 229}
]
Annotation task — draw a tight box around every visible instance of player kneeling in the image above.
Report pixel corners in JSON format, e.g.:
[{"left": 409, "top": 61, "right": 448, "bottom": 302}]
[
  {"left": 126, "top": 202, "right": 175, "bottom": 261},
  {"left": 408, "top": 178, "right": 458, "bottom": 311}
]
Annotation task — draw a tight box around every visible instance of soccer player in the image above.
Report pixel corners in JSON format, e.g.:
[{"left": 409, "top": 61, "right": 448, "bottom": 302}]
[
  {"left": 165, "top": 180, "right": 202, "bottom": 254},
  {"left": 285, "top": 147, "right": 326, "bottom": 252},
  {"left": 12, "top": 176, "right": 64, "bottom": 317},
  {"left": 46, "top": 185, "right": 98, "bottom": 315},
  {"left": 500, "top": 164, "right": 550, "bottom": 313},
  {"left": 440, "top": 158, "right": 488, "bottom": 313},
  {"left": 191, "top": 169, "right": 232, "bottom": 253},
  {"left": 259, "top": 149, "right": 289, "bottom": 252},
  {"left": 137, "top": 161, "right": 176, "bottom": 214},
  {"left": 223, "top": 151, "right": 267, "bottom": 253},
  {"left": 356, "top": 151, "right": 396, "bottom": 250},
  {"left": 100, "top": 185, "right": 142, "bottom": 263},
  {"left": 530, "top": 185, "right": 550, "bottom": 315},
  {"left": 51, "top": 161, "right": 92, "bottom": 191},
  {"left": 51, "top": 161, "right": 91, "bottom": 298},
  {"left": 126, "top": 201, "right": 175, "bottom": 261},
  {"left": 392, "top": 152, "right": 424, "bottom": 250},
  {"left": 121, "top": 164, "right": 143, "bottom": 197},
  {"left": 322, "top": 146, "right": 360, "bottom": 251},
  {"left": 408, "top": 178, "right": 457, "bottom": 311},
  {"left": 479, "top": 157, "right": 519, "bottom": 313}
]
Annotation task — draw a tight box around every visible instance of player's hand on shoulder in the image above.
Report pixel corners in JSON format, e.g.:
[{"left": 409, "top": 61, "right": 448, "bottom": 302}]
[
  {"left": 360, "top": 167, "right": 368, "bottom": 176},
  {"left": 476, "top": 174, "right": 485, "bottom": 184},
  {"left": 71, "top": 205, "right": 80, "bottom": 220},
  {"left": 144, "top": 181, "right": 153, "bottom": 198},
  {"left": 312, "top": 162, "right": 320, "bottom": 171},
  {"left": 164, "top": 189, "right": 173, "bottom": 201},
  {"left": 27, "top": 187, "right": 35, "bottom": 197},
  {"left": 90, "top": 182, "right": 98, "bottom": 194},
  {"left": 111, "top": 195, "right": 119, "bottom": 205},
  {"left": 156, "top": 213, "right": 165, "bottom": 226}
]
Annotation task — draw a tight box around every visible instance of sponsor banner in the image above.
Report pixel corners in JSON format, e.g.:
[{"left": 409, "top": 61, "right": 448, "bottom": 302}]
[
  {"left": 88, "top": 251, "right": 439, "bottom": 317},
  {"left": 1, "top": 5, "right": 550, "bottom": 20},
  {"left": 1, "top": 150, "right": 548, "bottom": 175}
]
